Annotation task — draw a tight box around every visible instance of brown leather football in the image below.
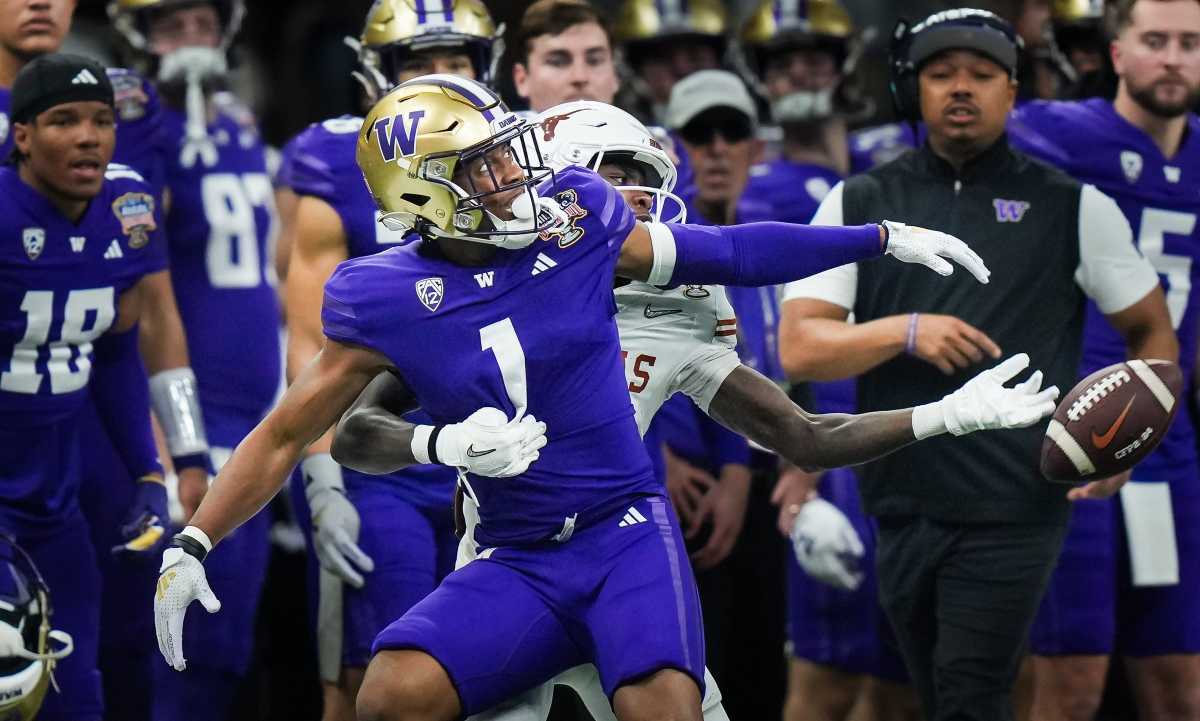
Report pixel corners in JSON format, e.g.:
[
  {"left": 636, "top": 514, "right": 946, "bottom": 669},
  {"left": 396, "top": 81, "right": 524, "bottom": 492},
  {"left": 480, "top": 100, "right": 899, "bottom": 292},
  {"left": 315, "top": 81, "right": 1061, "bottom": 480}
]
[{"left": 1041, "top": 359, "right": 1182, "bottom": 483}]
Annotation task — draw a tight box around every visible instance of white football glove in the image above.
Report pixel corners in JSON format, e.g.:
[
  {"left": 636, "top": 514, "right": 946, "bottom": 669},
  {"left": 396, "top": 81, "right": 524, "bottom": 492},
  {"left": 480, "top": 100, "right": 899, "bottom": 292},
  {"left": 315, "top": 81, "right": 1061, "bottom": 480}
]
[
  {"left": 303, "top": 454, "right": 375, "bottom": 589},
  {"left": 154, "top": 546, "right": 221, "bottom": 671},
  {"left": 429, "top": 407, "right": 548, "bottom": 477},
  {"left": 913, "top": 353, "right": 1061, "bottom": 439},
  {"left": 790, "top": 498, "right": 865, "bottom": 591},
  {"left": 882, "top": 220, "right": 991, "bottom": 284}
]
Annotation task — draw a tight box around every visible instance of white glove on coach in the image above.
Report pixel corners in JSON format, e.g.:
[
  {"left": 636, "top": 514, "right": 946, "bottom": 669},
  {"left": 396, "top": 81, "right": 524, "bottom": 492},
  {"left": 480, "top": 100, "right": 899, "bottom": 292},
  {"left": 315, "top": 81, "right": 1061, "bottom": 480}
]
[
  {"left": 913, "top": 353, "right": 1060, "bottom": 439},
  {"left": 412, "top": 407, "right": 548, "bottom": 477},
  {"left": 791, "top": 498, "right": 865, "bottom": 591},
  {"left": 883, "top": 220, "right": 991, "bottom": 284},
  {"left": 155, "top": 532, "right": 221, "bottom": 671}
]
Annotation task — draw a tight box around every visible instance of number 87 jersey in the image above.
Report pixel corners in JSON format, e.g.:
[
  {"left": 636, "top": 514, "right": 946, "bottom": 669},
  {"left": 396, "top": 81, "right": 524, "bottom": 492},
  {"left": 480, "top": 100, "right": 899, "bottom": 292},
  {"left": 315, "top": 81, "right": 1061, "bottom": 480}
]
[{"left": 1010, "top": 98, "right": 1200, "bottom": 481}]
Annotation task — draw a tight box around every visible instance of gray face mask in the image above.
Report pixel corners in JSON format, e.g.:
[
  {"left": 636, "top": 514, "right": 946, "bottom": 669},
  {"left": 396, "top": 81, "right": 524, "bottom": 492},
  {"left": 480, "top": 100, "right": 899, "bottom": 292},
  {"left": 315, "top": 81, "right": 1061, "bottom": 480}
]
[{"left": 158, "top": 46, "right": 228, "bottom": 168}]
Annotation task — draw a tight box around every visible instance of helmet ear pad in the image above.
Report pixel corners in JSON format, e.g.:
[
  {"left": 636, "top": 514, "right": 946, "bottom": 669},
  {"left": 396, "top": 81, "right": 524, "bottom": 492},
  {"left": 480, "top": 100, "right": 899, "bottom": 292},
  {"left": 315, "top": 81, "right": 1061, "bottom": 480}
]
[{"left": 889, "top": 19, "right": 920, "bottom": 123}]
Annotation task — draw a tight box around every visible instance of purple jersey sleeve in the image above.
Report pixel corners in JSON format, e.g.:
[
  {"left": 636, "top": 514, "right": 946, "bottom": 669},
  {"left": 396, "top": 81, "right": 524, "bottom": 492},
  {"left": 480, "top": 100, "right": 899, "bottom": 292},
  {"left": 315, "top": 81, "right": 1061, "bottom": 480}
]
[{"left": 91, "top": 326, "right": 162, "bottom": 479}]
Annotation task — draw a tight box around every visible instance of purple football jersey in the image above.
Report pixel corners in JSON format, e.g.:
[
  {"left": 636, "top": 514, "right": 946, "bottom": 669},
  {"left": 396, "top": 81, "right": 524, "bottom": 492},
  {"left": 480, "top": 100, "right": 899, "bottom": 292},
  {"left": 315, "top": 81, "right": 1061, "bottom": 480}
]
[
  {"left": 745, "top": 159, "right": 842, "bottom": 226},
  {"left": 281, "top": 116, "right": 454, "bottom": 510},
  {"left": 160, "top": 97, "right": 280, "bottom": 418},
  {"left": 322, "top": 166, "right": 657, "bottom": 545},
  {"left": 848, "top": 122, "right": 921, "bottom": 174},
  {"left": 0, "top": 165, "right": 166, "bottom": 520},
  {"left": 1010, "top": 99, "right": 1200, "bottom": 482}
]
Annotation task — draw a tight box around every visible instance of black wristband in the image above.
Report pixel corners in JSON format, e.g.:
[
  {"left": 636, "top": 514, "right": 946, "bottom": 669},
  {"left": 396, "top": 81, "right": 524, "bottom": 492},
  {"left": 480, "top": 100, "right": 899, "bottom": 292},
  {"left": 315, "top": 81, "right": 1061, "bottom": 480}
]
[
  {"left": 172, "top": 533, "right": 208, "bottom": 563},
  {"left": 428, "top": 425, "right": 443, "bottom": 465}
]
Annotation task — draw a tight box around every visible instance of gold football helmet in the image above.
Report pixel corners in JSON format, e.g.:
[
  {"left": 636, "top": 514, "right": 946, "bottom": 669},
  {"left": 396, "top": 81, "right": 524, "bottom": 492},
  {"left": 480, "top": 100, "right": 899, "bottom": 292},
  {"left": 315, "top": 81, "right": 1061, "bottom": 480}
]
[
  {"left": 1052, "top": 0, "right": 1104, "bottom": 23},
  {"left": 352, "top": 0, "right": 504, "bottom": 105},
  {"left": 736, "top": 0, "right": 872, "bottom": 123},
  {"left": 614, "top": 0, "right": 728, "bottom": 43},
  {"left": 0, "top": 534, "right": 73, "bottom": 721},
  {"left": 357, "top": 74, "right": 560, "bottom": 249},
  {"left": 108, "top": 0, "right": 245, "bottom": 52}
]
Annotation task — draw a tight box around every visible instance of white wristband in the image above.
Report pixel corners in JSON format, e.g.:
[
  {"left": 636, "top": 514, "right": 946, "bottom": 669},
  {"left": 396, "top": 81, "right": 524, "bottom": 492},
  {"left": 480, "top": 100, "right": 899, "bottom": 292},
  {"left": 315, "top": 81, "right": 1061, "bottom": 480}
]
[
  {"left": 645, "top": 222, "right": 678, "bottom": 287},
  {"left": 911, "top": 401, "right": 948, "bottom": 440},
  {"left": 179, "top": 525, "right": 213, "bottom": 554},
  {"left": 411, "top": 425, "right": 434, "bottom": 465}
]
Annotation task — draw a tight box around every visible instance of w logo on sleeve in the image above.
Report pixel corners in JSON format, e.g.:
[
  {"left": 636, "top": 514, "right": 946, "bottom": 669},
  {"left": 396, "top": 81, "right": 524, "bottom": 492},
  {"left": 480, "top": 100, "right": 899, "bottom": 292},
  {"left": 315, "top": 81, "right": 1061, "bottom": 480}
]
[
  {"left": 375, "top": 110, "right": 427, "bottom": 162},
  {"left": 993, "top": 198, "right": 1030, "bottom": 223}
]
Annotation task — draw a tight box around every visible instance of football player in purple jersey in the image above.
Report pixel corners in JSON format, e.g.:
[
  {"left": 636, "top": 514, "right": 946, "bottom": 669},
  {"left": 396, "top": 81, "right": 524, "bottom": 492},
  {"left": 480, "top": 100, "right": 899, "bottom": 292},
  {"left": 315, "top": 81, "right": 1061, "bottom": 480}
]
[
  {"left": 151, "top": 72, "right": 1000, "bottom": 721},
  {"left": 276, "top": 3, "right": 501, "bottom": 718},
  {"left": 1009, "top": 1, "right": 1200, "bottom": 719},
  {"left": 106, "top": 2, "right": 283, "bottom": 719},
  {"left": 0, "top": 53, "right": 193, "bottom": 721}
]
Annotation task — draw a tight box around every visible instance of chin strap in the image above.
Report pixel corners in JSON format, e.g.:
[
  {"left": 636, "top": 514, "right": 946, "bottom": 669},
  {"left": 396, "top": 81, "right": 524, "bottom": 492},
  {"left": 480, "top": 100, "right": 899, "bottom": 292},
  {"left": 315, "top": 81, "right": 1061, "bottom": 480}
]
[{"left": 159, "top": 47, "right": 227, "bottom": 169}]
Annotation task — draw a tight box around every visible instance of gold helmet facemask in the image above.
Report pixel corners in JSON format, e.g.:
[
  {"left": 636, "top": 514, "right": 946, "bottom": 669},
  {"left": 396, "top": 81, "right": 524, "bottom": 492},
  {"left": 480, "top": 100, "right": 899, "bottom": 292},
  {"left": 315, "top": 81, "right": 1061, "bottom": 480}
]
[
  {"left": 349, "top": 0, "right": 505, "bottom": 106},
  {"left": 0, "top": 534, "right": 73, "bottom": 721},
  {"left": 735, "top": 0, "right": 874, "bottom": 124},
  {"left": 358, "top": 74, "right": 566, "bottom": 250}
]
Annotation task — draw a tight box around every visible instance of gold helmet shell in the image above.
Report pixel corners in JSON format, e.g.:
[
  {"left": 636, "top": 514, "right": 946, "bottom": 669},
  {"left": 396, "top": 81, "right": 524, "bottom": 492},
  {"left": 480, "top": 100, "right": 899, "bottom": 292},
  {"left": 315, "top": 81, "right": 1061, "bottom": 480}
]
[
  {"left": 1052, "top": 0, "right": 1104, "bottom": 23},
  {"left": 107, "top": 0, "right": 246, "bottom": 52},
  {"left": 615, "top": 0, "right": 729, "bottom": 43},
  {"left": 741, "top": 0, "right": 853, "bottom": 46},
  {"left": 354, "top": 0, "right": 504, "bottom": 104},
  {"left": 357, "top": 74, "right": 553, "bottom": 246}
]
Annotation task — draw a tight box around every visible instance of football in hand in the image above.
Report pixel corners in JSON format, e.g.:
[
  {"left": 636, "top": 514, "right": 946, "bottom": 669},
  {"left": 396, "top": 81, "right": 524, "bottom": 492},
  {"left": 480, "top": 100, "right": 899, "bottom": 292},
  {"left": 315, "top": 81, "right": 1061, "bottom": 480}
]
[{"left": 1040, "top": 359, "right": 1182, "bottom": 483}]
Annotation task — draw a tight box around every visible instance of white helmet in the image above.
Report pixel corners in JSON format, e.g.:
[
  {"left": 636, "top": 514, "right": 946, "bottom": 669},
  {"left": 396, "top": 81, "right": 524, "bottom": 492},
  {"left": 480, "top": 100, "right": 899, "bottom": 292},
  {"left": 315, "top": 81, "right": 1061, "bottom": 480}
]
[{"left": 533, "top": 101, "right": 686, "bottom": 223}]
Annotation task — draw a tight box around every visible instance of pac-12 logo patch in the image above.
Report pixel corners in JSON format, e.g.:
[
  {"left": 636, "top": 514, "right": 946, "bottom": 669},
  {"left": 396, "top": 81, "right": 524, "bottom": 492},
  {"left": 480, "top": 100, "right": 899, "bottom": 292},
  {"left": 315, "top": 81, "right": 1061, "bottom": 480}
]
[
  {"left": 537, "top": 189, "right": 589, "bottom": 248},
  {"left": 22, "top": 227, "right": 44, "bottom": 260},
  {"left": 415, "top": 277, "right": 444, "bottom": 312},
  {"left": 375, "top": 110, "right": 426, "bottom": 162},
  {"left": 111, "top": 192, "right": 156, "bottom": 248}
]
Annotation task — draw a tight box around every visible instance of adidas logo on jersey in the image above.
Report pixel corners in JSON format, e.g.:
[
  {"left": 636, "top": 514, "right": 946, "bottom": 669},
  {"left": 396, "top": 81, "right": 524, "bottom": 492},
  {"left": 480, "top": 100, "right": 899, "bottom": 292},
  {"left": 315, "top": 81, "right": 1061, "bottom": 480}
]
[
  {"left": 531, "top": 253, "right": 558, "bottom": 276},
  {"left": 104, "top": 239, "right": 124, "bottom": 259},
  {"left": 71, "top": 68, "right": 100, "bottom": 85},
  {"left": 618, "top": 506, "right": 648, "bottom": 528}
]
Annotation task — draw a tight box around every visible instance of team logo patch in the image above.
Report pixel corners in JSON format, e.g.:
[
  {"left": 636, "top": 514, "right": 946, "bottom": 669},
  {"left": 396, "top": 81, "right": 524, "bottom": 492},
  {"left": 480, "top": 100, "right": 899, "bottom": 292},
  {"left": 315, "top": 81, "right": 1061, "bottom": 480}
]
[
  {"left": 111, "top": 192, "right": 156, "bottom": 248},
  {"left": 22, "top": 227, "right": 44, "bottom": 260},
  {"left": 537, "top": 189, "right": 589, "bottom": 248},
  {"left": 1164, "top": 166, "right": 1181, "bottom": 183},
  {"left": 111, "top": 73, "right": 148, "bottom": 121},
  {"left": 539, "top": 108, "right": 587, "bottom": 142},
  {"left": 992, "top": 198, "right": 1030, "bottom": 223},
  {"left": 1120, "top": 150, "right": 1143, "bottom": 183},
  {"left": 375, "top": 110, "right": 426, "bottom": 162},
  {"left": 415, "top": 277, "right": 444, "bottom": 312}
]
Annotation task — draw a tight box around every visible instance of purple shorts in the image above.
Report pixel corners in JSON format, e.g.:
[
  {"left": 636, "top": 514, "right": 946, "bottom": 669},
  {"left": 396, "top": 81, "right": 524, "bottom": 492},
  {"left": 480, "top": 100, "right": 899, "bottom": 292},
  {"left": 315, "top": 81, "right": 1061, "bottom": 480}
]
[
  {"left": 372, "top": 494, "right": 706, "bottom": 716},
  {"left": 1030, "top": 472, "right": 1200, "bottom": 656},
  {"left": 786, "top": 468, "right": 908, "bottom": 682}
]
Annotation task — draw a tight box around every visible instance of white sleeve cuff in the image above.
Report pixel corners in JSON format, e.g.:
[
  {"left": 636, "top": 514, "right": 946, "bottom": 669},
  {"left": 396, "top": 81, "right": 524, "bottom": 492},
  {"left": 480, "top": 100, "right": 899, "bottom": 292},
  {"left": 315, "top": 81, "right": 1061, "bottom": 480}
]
[
  {"left": 180, "top": 525, "right": 213, "bottom": 554},
  {"left": 411, "top": 425, "right": 434, "bottom": 465},
  {"left": 645, "top": 222, "right": 677, "bottom": 287},
  {"left": 911, "top": 401, "right": 947, "bottom": 440},
  {"left": 1075, "top": 184, "right": 1161, "bottom": 314},
  {"left": 781, "top": 263, "right": 859, "bottom": 309}
]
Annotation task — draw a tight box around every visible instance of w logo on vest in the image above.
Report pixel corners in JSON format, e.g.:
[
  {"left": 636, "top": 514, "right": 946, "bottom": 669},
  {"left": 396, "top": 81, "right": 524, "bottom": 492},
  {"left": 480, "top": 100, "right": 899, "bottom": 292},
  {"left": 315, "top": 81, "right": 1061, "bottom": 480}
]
[
  {"left": 992, "top": 198, "right": 1030, "bottom": 223},
  {"left": 375, "top": 110, "right": 427, "bottom": 162}
]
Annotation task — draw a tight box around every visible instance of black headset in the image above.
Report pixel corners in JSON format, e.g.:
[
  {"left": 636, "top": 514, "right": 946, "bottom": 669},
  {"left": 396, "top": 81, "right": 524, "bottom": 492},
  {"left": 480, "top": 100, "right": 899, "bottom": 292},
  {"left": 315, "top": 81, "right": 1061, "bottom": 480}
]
[{"left": 889, "top": 9, "right": 1023, "bottom": 123}]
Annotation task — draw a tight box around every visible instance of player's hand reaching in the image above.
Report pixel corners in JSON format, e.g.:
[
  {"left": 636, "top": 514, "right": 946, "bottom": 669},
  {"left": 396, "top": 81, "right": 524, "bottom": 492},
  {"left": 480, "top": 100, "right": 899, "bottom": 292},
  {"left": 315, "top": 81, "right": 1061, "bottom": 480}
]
[
  {"left": 436, "top": 407, "right": 548, "bottom": 477},
  {"left": 154, "top": 537, "right": 220, "bottom": 671},
  {"left": 664, "top": 447, "right": 717, "bottom": 525},
  {"left": 688, "top": 470, "right": 751, "bottom": 570},
  {"left": 882, "top": 220, "right": 991, "bottom": 283},
  {"left": 1067, "top": 469, "right": 1132, "bottom": 502},
  {"left": 935, "top": 353, "right": 1060, "bottom": 435},
  {"left": 790, "top": 497, "right": 865, "bottom": 591},
  {"left": 113, "top": 474, "right": 168, "bottom": 557}
]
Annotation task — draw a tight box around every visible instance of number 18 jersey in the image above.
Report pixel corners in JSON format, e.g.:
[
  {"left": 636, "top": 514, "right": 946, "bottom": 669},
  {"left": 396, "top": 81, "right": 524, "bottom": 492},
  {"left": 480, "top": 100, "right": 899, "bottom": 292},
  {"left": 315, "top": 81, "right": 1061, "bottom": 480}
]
[
  {"left": 322, "top": 167, "right": 657, "bottom": 546},
  {"left": 1010, "top": 99, "right": 1200, "bottom": 481}
]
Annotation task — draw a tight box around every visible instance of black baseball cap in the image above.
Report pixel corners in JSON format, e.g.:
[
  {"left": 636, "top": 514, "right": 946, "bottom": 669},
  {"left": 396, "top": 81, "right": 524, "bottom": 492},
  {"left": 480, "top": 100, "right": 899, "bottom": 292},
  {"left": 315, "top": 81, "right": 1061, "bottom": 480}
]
[
  {"left": 11, "top": 53, "right": 114, "bottom": 125},
  {"left": 906, "top": 9, "right": 1023, "bottom": 77}
]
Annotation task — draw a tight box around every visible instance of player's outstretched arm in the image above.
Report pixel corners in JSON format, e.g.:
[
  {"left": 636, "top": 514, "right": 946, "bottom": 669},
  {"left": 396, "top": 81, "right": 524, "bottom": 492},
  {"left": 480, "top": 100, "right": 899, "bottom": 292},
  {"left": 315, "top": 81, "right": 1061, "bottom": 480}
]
[
  {"left": 707, "top": 354, "right": 1058, "bottom": 471},
  {"left": 332, "top": 372, "right": 548, "bottom": 478},
  {"left": 614, "top": 220, "right": 990, "bottom": 287}
]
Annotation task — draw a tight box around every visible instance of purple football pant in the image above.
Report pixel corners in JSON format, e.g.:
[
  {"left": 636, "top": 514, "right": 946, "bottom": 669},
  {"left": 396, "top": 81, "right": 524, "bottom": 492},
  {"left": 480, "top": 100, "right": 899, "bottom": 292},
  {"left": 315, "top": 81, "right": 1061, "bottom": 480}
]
[
  {"left": 372, "top": 494, "right": 706, "bottom": 716},
  {"left": 786, "top": 468, "right": 908, "bottom": 682},
  {"left": 1030, "top": 473, "right": 1200, "bottom": 656}
]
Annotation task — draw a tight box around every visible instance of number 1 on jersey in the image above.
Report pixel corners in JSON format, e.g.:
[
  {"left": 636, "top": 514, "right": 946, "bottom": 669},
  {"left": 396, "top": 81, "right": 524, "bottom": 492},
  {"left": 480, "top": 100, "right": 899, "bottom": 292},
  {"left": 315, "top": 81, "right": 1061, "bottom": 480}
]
[{"left": 480, "top": 317, "right": 528, "bottom": 418}]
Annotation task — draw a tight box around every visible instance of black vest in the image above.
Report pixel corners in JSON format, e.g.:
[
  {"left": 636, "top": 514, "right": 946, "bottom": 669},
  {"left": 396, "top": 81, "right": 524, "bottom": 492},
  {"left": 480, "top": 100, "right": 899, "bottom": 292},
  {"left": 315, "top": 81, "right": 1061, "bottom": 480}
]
[{"left": 843, "top": 137, "right": 1083, "bottom": 525}]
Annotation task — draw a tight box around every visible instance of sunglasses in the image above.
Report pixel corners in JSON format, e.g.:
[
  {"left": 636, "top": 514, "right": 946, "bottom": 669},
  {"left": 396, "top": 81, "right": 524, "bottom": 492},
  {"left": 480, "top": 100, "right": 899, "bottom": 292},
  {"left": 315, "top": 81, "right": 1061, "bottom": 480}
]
[{"left": 678, "top": 114, "right": 755, "bottom": 146}]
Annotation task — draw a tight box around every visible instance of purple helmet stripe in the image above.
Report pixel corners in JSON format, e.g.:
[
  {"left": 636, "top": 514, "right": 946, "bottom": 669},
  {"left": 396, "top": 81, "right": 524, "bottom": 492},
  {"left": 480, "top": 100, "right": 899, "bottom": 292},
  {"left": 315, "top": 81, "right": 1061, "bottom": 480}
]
[
  {"left": 407, "top": 75, "right": 500, "bottom": 122},
  {"left": 415, "top": 0, "right": 428, "bottom": 24}
]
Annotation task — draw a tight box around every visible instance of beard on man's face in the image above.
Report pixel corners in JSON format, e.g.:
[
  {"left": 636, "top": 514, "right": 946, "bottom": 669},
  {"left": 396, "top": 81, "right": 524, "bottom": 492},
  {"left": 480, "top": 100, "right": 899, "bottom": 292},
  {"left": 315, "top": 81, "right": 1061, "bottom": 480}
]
[{"left": 1128, "top": 73, "right": 1200, "bottom": 118}]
